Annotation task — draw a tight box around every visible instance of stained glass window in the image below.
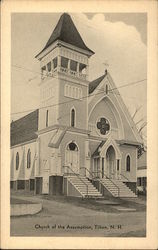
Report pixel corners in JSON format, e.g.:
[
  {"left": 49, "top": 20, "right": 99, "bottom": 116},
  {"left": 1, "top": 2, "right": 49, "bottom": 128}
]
[{"left": 97, "top": 117, "right": 110, "bottom": 135}]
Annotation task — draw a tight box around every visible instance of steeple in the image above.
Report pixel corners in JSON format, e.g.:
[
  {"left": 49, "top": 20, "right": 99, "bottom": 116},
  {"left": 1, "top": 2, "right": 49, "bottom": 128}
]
[
  {"left": 36, "top": 13, "right": 94, "bottom": 59},
  {"left": 36, "top": 13, "right": 93, "bottom": 131}
]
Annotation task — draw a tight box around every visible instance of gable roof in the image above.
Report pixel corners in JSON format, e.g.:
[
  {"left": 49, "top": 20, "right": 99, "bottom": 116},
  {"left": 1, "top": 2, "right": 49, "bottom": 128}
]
[
  {"left": 89, "top": 73, "right": 106, "bottom": 94},
  {"left": 48, "top": 127, "right": 67, "bottom": 148},
  {"left": 88, "top": 71, "right": 143, "bottom": 144},
  {"left": 11, "top": 109, "right": 39, "bottom": 147},
  {"left": 36, "top": 13, "right": 94, "bottom": 57},
  {"left": 92, "top": 141, "right": 106, "bottom": 157}
]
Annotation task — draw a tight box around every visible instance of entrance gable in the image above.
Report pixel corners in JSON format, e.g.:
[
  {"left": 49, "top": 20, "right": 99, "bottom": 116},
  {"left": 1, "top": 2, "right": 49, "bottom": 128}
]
[
  {"left": 88, "top": 72, "right": 142, "bottom": 143},
  {"left": 100, "top": 137, "right": 121, "bottom": 159}
]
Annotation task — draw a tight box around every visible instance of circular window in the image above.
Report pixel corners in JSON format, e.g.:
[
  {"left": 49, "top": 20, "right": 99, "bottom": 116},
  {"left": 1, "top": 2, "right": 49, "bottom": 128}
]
[{"left": 96, "top": 117, "right": 110, "bottom": 135}]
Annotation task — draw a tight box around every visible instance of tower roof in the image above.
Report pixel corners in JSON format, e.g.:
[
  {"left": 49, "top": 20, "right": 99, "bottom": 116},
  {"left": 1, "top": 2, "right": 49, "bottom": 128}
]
[{"left": 36, "top": 13, "right": 94, "bottom": 57}]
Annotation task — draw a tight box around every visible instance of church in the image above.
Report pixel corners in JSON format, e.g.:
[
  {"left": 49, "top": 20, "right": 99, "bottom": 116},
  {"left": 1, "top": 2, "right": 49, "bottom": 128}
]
[{"left": 10, "top": 13, "right": 142, "bottom": 198}]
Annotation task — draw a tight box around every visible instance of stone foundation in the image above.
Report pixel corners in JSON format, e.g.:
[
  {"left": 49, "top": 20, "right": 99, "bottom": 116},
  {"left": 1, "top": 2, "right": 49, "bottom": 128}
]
[
  {"left": 35, "top": 177, "right": 43, "bottom": 195},
  {"left": 49, "top": 176, "right": 63, "bottom": 195},
  {"left": 124, "top": 182, "right": 137, "bottom": 194}
]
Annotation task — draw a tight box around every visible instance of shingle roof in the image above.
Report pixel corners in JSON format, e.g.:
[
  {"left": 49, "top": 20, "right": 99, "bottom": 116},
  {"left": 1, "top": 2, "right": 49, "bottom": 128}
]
[
  {"left": 37, "top": 13, "right": 94, "bottom": 57},
  {"left": 48, "top": 128, "right": 67, "bottom": 148},
  {"left": 92, "top": 141, "right": 106, "bottom": 157},
  {"left": 89, "top": 73, "right": 106, "bottom": 94},
  {"left": 11, "top": 109, "right": 39, "bottom": 147}
]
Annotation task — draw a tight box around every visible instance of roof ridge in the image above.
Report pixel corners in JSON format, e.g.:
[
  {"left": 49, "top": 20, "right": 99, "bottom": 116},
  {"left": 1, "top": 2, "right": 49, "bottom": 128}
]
[
  {"left": 89, "top": 73, "right": 106, "bottom": 94},
  {"left": 11, "top": 109, "right": 39, "bottom": 124}
]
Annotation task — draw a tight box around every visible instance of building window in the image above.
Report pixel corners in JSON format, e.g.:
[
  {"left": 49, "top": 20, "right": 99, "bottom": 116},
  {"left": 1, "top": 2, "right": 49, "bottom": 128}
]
[
  {"left": 105, "top": 84, "right": 108, "bottom": 94},
  {"left": 16, "top": 152, "right": 19, "bottom": 170},
  {"left": 79, "top": 63, "right": 86, "bottom": 74},
  {"left": 142, "top": 177, "right": 147, "bottom": 187},
  {"left": 70, "top": 60, "right": 77, "bottom": 72},
  {"left": 53, "top": 57, "right": 58, "bottom": 69},
  {"left": 71, "top": 108, "right": 75, "bottom": 127},
  {"left": 117, "top": 159, "right": 119, "bottom": 171},
  {"left": 126, "top": 155, "right": 131, "bottom": 171},
  {"left": 64, "top": 84, "right": 82, "bottom": 99},
  {"left": 61, "top": 57, "right": 68, "bottom": 68},
  {"left": 46, "top": 110, "right": 49, "bottom": 127},
  {"left": 47, "top": 62, "right": 51, "bottom": 72},
  {"left": 27, "top": 149, "right": 31, "bottom": 169},
  {"left": 67, "top": 142, "right": 78, "bottom": 151},
  {"left": 96, "top": 117, "right": 110, "bottom": 135}
]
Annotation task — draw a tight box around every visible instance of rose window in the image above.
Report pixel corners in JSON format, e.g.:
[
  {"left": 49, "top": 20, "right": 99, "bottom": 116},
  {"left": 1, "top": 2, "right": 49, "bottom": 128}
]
[{"left": 96, "top": 117, "right": 110, "bottom": 135}]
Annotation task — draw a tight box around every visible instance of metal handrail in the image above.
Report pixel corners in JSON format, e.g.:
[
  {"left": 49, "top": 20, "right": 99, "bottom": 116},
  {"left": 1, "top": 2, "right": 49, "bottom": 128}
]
[
  {"left": 92, "top": 171, "right": 102, "bottom": 179},
  {"left": 120, "top": 173, "right": 130, "bottom": 182},
  {"left": 80, "top": 167, "right": 94, "bottom": 179},
  {"left": 105, "top": 175, "right": 120, "bottom": 197},
  {"left": 92, "top": 170, "right": 120, "bottom": 197},
  {"left": 63, "top": 165, "right": 89, "bottom": 197},
  {"left": 92, "top": 170, "right": 106, "bottom": 179}
]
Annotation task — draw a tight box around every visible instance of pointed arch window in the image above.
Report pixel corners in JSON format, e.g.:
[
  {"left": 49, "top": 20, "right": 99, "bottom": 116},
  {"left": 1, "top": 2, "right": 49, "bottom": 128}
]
[
  {"left": 126, "top": 155, "right": 131, "bottom": 171},
  {"left": 105, "top": 84, "right": 108, "bottom": 94},
  {"left": 27, "top": 149, "right": 31, "bottom": 169},
  {"left": 16, "top": 152, "right": 19, "bottom": 170},
  {"left": 71, "top": 108, "right": 76, "bottom": 127},
  {"left": 46, "top": 110, "right": 49, "bottom": 127}
]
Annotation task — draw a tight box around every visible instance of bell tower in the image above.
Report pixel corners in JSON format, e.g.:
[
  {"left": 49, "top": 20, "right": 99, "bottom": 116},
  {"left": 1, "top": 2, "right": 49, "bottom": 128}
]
[{"left": 36, "top": 13, "right": 94, "bottom": 131}]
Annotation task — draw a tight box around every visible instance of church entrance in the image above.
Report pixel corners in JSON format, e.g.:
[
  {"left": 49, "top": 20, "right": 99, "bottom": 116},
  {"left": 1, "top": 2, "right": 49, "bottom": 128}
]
[
  {"left": 65, "top": 142, "right": 79, "bottom": 174},
  {"left": 106, "top": 146, "right": 116, "bottom": 179}
]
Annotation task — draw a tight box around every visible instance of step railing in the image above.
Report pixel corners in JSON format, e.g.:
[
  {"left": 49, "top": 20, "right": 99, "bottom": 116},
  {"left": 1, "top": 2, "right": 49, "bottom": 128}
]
[
  {"left": 120, "top": 173, "right": 130, "bottom": 182},
  {"left": 80, "top": 167, "right": 94, "bottom": 180},
  {"left": 92, "top": 170, "right": 120, "bottom": 197},
  {"left": 80, "top": 167, "right": 105, "bottom": 196},
  {"left": 63, "top": 165, "right": 89, "bottom": 197}
]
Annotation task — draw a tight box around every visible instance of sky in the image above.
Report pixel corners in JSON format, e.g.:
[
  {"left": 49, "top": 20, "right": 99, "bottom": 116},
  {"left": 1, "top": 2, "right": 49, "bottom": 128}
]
[{"left": 11, "top": 12, "right": 147, "bottom": 140}]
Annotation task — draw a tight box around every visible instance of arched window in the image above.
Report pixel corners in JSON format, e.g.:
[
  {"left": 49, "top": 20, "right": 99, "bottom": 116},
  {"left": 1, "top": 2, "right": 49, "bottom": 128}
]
[
  {"left": 71, "top": 108, "right": 75, "bottom": 127},
  {"left": 67, "top": 142, "right": 78, "bottom": 151},
  {"left": 27, "top": 149, "right": 31, "bottom": 169},
  {"left": 126, "top": 155, "right": 131, "bottom": 171},
  {"left": 46, "top": 110, "right": 49, "bottom": 127},
  {"left": 16, "top": 152, "right": 19, "bottom": 170}
]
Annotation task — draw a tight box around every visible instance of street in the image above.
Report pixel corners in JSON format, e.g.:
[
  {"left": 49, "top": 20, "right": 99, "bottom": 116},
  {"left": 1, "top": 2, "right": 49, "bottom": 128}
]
[{"left": 10, "top": 194, "right": 146, "bottom": 237}]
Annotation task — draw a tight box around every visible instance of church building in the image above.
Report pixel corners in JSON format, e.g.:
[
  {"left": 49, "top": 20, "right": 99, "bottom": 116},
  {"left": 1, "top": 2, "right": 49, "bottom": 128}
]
[{"left": 10, "top": 13, "right": 142, "bottom": 198}]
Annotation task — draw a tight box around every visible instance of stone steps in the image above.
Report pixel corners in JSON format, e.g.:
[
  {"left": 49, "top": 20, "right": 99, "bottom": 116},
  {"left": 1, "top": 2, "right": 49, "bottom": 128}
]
[
  {"left": 67, "top": 176, "right": 102, "bottom": 198},
  {"left": 101, "top": 179, "right": 137, "bottom": 198}
]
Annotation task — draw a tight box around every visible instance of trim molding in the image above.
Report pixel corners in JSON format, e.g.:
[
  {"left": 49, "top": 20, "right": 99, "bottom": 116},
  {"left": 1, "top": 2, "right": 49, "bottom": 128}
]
[{"left": 11, "top": 139, "right": 37, "bottom": 149}]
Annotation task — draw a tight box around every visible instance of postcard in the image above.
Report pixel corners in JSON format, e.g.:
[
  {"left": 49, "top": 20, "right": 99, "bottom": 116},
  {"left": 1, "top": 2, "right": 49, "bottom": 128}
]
[{"left": 1, "top": 0, "right": 158, "bottom": 249}]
